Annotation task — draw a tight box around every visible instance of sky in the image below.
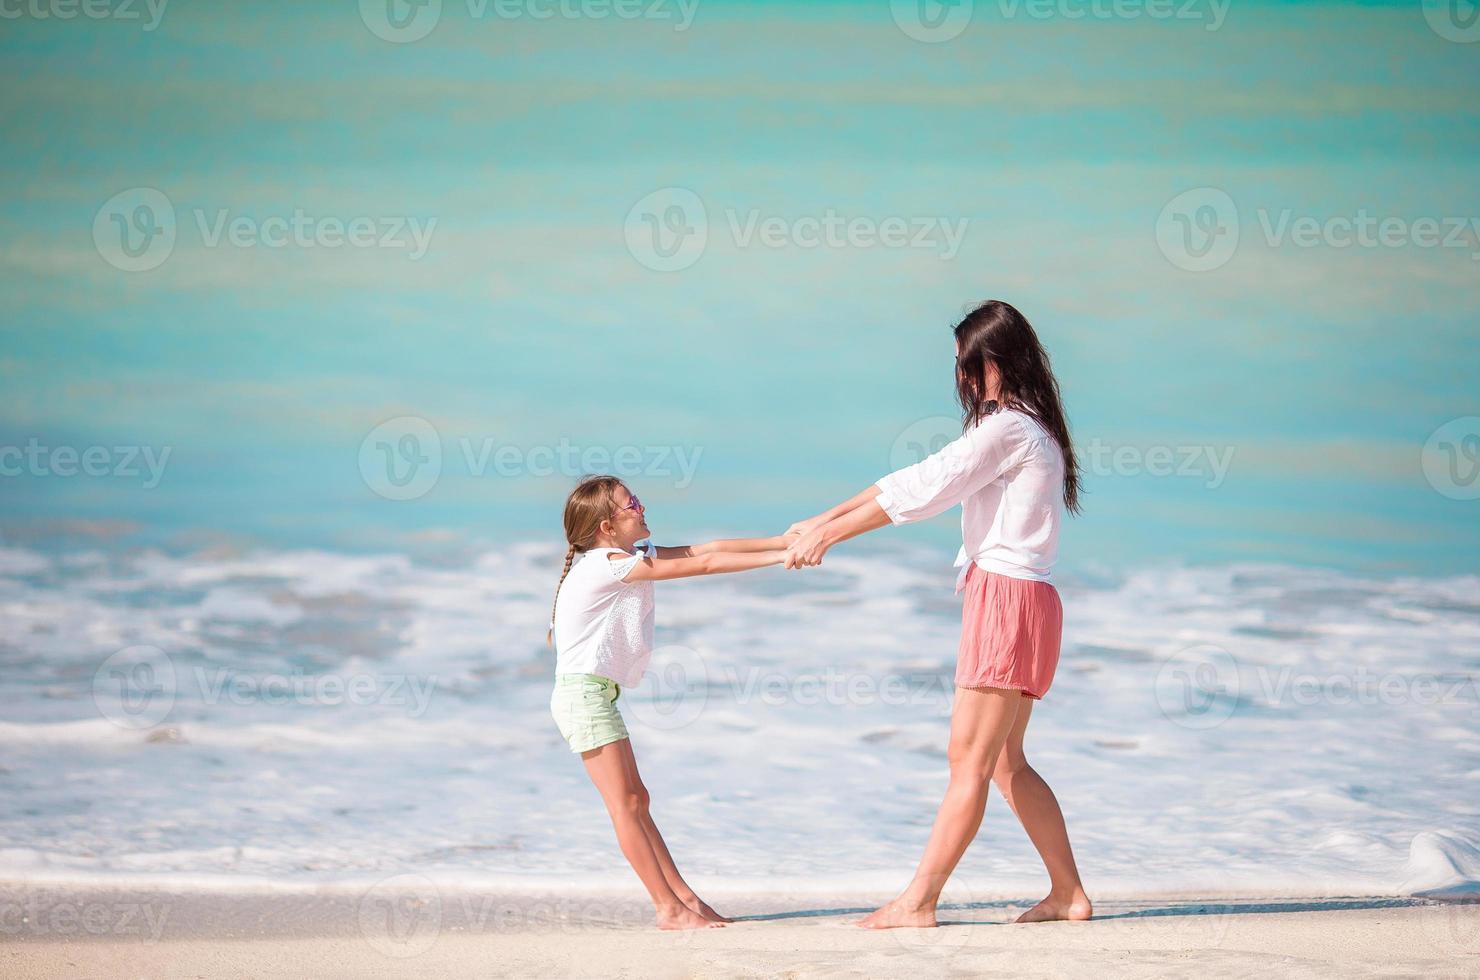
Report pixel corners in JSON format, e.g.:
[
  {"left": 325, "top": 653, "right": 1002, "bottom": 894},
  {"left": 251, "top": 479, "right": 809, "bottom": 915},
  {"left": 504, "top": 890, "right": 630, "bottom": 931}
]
[{"left": 1, "top": 0, "right": 1477, "bottom": 574}]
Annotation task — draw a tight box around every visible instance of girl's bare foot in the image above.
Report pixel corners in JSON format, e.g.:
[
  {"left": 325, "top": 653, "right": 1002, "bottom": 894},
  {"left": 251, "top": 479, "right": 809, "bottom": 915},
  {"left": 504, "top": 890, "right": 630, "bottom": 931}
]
[
  {"left": 656, "top": 904, "right": 726, "bottom": 931},
  {"left": 857, "top": 897, "right": 937, "bottom": 929},
  {"left": 1015, "top": 889, "right": 1092, "bottom": 923}
]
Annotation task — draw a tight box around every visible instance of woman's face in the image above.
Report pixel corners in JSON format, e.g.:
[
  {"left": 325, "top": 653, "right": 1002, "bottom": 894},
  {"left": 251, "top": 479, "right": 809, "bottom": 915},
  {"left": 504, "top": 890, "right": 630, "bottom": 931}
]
[
  {"left": 955, "top": 341, "right": 1002, "bottom": 400},
  {"left": 606, "top": 484, "right": 650, "bottom": 544},
  {"left": 984, "top": 360, "right": 1002, "bottom": 400}
]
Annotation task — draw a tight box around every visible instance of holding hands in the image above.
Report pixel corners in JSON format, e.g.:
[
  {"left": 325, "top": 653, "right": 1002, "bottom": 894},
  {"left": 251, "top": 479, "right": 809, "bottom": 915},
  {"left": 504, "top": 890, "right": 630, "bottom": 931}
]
[
  {"left": 781, "top": 487, "right": 893, "bottom": 571},
  {"left": 783, "top": 519, "right": 830, "bottom": 570}
]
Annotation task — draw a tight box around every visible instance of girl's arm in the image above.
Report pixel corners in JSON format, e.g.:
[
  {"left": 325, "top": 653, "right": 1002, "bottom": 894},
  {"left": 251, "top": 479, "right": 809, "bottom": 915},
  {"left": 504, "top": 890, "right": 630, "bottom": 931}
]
[
  {"left": 653, "top": 534, "right": 792, "bottom": 559},
  {"left": 620, "top": 548, "right": 786, "bottom": 582}
]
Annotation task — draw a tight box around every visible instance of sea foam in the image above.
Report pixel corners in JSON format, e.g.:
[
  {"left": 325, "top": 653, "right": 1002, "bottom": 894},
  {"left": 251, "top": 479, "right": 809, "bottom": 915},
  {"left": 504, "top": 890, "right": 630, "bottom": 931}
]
[{"left": 0, "top": 541, "right": 1475, "bottom": 897}]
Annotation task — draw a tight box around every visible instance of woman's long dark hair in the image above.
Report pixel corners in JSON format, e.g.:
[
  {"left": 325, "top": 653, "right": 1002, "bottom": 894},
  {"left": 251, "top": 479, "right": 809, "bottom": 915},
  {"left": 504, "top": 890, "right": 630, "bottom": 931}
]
[{"left": 953, "top": 300, "right": 1081, "bottom": 514}]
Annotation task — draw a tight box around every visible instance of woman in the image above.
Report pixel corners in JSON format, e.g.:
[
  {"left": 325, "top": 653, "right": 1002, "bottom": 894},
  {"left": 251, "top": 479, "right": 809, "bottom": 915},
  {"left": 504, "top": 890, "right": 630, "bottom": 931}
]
[{"left": 784, "top": 300, "right": 1092, "bottom": 929}]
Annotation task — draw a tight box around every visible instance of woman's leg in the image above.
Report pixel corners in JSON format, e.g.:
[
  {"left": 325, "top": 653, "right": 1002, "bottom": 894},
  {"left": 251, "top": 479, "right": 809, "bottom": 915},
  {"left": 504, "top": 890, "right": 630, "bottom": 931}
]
[
  {"left": 608, "top": 738, "right": 731, "bottom": 922},
  {"left": 581, "top": 738, "right": 723, "bottom": 930},
  {"left": 991, "top": 699, "right": 1091, "bottom": 921},
  {"left": 859, "top": 685, "right": 1023, "bottom": 929}
]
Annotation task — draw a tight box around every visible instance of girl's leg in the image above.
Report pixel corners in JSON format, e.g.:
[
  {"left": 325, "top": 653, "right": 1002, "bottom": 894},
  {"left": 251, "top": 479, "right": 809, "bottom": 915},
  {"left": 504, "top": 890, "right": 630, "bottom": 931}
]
[
  {"left": 990, "top": 699, "right": 1091, "bottom": 922},
  {"left": 859, "top": 686, "right": 1023, "bottom": 929},
  {"left": 581, "top": 739, "right": 723, "bottom": 930},
  {"left": 609, "top": 738, "right": 731, "bottom": 922}
]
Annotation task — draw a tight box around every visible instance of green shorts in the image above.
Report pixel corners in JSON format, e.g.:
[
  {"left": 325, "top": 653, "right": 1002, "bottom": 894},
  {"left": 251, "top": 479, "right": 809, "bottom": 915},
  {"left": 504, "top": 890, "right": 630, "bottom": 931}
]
[{"left": 550, "top": 673, "right": 629, "bottom": 754}]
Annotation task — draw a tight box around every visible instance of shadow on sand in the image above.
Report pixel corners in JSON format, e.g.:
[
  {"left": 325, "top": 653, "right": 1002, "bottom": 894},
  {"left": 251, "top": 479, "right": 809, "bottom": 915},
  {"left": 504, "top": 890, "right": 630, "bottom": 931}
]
[{"left": 733, "top": 896, "right": 1434, "bottom": 926}]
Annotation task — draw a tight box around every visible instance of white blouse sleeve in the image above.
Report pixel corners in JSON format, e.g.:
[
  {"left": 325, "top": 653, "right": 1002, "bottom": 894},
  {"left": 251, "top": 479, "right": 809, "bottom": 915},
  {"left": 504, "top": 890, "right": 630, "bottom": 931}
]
[
  {"left": 607, "top": 541, "right": 656, "bottom": 583},
  {"left": 607, "top": 550, "right": 643, "bottom": 582},
  {"left": 874, "top": 412, "right": 1031, "bottom": 524}
]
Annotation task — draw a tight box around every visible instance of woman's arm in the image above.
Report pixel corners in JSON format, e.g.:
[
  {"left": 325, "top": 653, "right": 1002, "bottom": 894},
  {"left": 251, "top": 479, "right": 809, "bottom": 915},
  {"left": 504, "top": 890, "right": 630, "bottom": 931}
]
[
  {"left": 785, "top": 414, "right": 1028, "bottom": 570},
  {"left": 784, "top": 497, "right": 892, "bottom": 569},
  {"left": 621, "top": 549, "right": 786, "bottom": 582},
  {"left": 786, "top": 486, "right": 881, "bottom": 537}
]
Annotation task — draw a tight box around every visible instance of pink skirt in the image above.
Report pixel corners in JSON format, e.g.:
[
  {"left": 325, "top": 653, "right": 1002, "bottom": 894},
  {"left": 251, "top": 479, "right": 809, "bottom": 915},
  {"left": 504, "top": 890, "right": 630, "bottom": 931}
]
[{"left": 956, "top": 564, "right": 1063, "bottom": 700}]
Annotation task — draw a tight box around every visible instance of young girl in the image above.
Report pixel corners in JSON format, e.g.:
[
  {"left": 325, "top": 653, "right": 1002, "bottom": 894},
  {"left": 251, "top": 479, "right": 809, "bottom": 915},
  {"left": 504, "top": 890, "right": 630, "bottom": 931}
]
[
  {"left": 548, "top": 474, "right": 790, "bottom": 931},
  {"left": 784, "top": 299, "right": 1092, "bottom": 929}
]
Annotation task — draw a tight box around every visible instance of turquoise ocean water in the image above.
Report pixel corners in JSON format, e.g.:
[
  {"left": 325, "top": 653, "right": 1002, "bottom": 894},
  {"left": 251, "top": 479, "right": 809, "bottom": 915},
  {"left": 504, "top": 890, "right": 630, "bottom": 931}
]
[{"left": 1, "top": 0, "right": 1476, "bottom": 573}]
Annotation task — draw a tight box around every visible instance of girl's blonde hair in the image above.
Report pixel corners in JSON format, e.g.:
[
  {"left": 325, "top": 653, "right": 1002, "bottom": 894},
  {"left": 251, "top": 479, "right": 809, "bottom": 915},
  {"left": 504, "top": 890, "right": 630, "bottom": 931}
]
[{"left": 547, "top": 474, "right": 626, "bottom": 646}]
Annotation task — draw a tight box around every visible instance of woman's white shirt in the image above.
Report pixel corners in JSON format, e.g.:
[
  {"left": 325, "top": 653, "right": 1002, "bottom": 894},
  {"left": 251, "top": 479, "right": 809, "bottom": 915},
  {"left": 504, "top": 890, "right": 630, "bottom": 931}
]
[
  {"left": 874, "top": 407, "right": 1064, "bottom": 587},
  {"left": 551, "top": 541, "right": 656, "bottom": 687}
]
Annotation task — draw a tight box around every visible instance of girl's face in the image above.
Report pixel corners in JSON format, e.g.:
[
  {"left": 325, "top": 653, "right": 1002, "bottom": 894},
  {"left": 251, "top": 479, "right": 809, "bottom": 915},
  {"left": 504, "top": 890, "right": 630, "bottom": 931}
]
[{"left": 604, "top": 484, "right": 650, "bottom": 546}]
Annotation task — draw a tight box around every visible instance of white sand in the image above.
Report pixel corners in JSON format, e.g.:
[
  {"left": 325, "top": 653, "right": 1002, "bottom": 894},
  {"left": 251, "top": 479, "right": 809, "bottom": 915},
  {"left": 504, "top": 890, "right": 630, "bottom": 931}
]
[{"left": 1, "top": 884, "right": 1476, "bottom": 979}]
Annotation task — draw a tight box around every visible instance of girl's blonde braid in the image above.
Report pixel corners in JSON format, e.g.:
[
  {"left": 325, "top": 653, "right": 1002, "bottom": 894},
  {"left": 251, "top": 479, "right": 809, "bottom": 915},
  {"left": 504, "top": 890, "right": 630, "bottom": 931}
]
[{"left": 546, "top": 543, "right": 578, "bottom": 647}]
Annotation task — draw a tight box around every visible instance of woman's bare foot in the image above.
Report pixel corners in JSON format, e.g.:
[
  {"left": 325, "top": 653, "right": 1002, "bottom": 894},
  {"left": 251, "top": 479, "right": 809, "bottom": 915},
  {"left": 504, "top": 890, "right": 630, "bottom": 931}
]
[
  {"left": 656, "top": 904, "right": 726, "bottom": 931},
  {"left": 1015, "top": 889, "right": 1092, "bottom": 923},
  {"left": 679, "top": 893, "right": 733, "bottom": 923},
  {"left": 857, "top": 897, "right": 937, "bottom": 930}
]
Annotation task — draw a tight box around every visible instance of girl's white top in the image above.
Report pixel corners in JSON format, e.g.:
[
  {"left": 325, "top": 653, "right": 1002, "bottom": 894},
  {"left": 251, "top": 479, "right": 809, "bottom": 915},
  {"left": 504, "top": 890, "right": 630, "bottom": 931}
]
[
  {"left": 874, "top": 407, "right": 1064, "bottom": 588},
  {"left": 552, "top": 541, "right": 656, "bottom": 687}
]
